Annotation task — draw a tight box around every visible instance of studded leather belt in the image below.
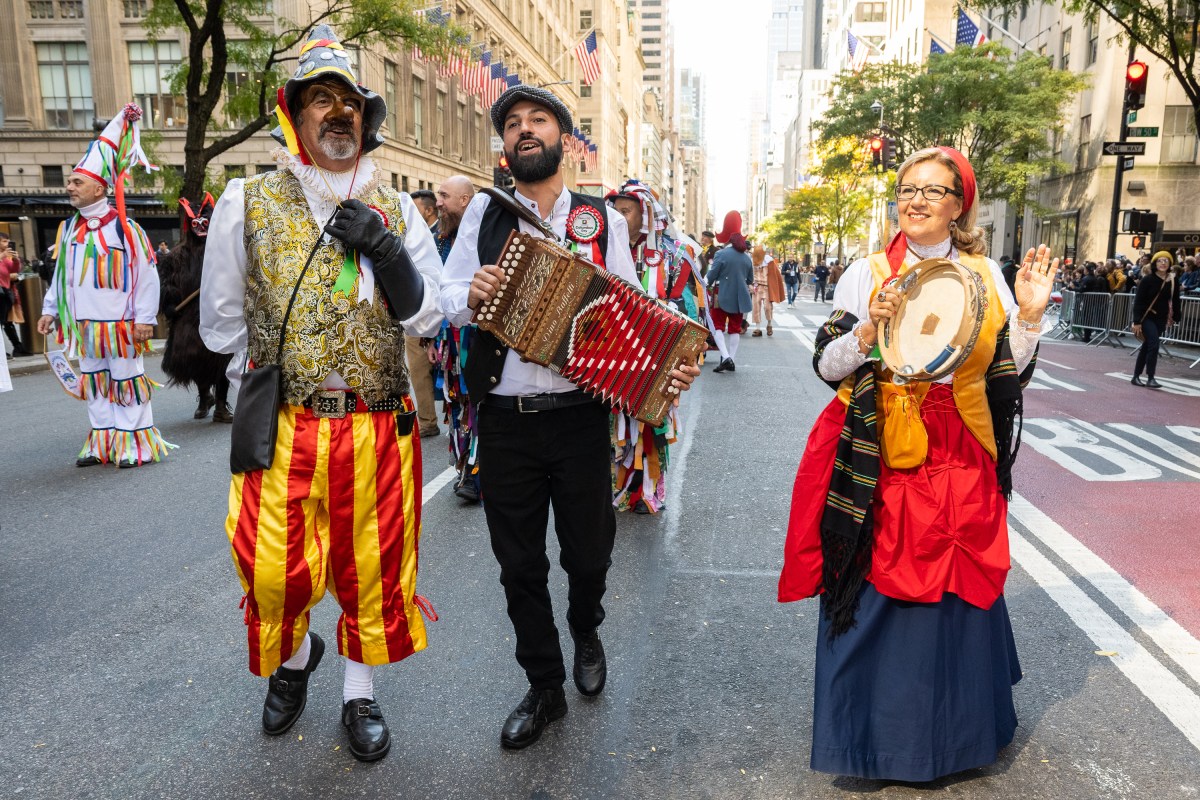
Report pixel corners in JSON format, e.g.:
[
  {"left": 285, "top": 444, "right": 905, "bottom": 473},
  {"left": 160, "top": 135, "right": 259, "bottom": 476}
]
[{"left": 303, "top": 389, "right": 413, "bottom": 422}]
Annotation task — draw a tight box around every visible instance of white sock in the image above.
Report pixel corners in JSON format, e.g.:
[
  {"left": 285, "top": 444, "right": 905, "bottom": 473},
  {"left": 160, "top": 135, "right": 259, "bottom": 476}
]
[
  {"left": 728, "top": 333, "right": 741, "bottom": 360},
  {"left": 343, "top": 659, "right": 375, "bottom": 703},
  {"left": 280, "top": 632, "right": 311, "bottom": 671},
  {"left": 712, "top": 329, "right": 730, "bottom": 360}
]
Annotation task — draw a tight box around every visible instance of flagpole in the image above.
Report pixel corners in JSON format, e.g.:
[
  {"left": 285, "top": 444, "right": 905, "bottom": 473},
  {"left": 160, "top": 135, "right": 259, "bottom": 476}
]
[
  {"left": 925, "top": 28, "right": 953, "bottom": 52},
  {"left": 956, "top": 2, "right": 1034, "bottom": 54},
  {"left": 548, "top": 27, "right": 595, "bottom": 71}
]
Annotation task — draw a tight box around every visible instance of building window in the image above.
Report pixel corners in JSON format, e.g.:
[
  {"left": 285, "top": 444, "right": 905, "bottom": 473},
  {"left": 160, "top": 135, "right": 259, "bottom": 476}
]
[
  {"left": 644, "top": 25, "right": 661, "bottom": 31},
  {"left": 129, "top": 41, "right": 186, "bottom": 129},
  {"left": 256, "top": 164, "right": 274, "bottom": 174},
  {"left": 580, "top": 83, "right": 592, "bottom": 98},
  {"left": 855, "top": 2, "right": 886, "bottom": 23},
  {"left": 412, "top": 76, "right": 424, "bottom": 146},
  {"left": 1087, "top": 23, "right": 1098, "bottom": 65},
  {"left": 579, "top": 9, "right": 592, "bottom": 30},
  {"left": 1076, "top": 114, "right": 1091, "bottom": 169},
  {"left": 644, "top": 38, "right": 660, "bottom": 44},
  {"left": 580, "top": 117, "right": 593, "bottom": 136},
  {"left": 28, "top": 0, "right": 54, "bottom": 18},
  {"left": 436, "top": 89, "right": 446, "bottom": 150},
  {"left": 123, "top": 0, "right": 147, "bottom": 17},
  {"left": 36, "top": 43, "right": 94, "bottom": 130},
  {"left": 1020, "top": 1, "right": 1027, "bottom": 21},
  {"left": 643, "top": 12, "right": 661, "bottom": 18},
  {"left": 1059, "top": 28, "right": 1071, "bottom": 70},
  {"left": 224, "top": 165, "right": 246, "bottom": 181},
  {"left": 42, "top": 165, "right": 63, "bottom": 187},
  {"left": 401, "top": 175, "right": 409, "bottom": 193},
  {"left": 58, "top": 0, "right": 83, "bottom": 18},
  {"left": 643, "top": 50, "right": 661, "bottom": 57},
  {"left": 1163, "top": 106, "right": 1199, "bottom": 164},
  {"left": 456, "top": 99, "right": 466, "bottom": 156},
  {"left": 383, "top": 61, "right": 398, "bottom": 134},
  {"left": 391, "top": 172, "right": 399, "bottom": 190}
]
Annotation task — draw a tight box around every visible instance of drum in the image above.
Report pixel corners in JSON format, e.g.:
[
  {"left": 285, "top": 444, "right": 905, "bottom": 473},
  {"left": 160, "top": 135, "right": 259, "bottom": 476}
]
[{"left": 879, "top": 258, "right": 987, "bottom": 385}]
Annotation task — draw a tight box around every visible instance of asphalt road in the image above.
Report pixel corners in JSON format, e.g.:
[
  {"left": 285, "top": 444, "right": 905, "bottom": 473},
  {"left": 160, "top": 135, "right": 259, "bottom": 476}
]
[{"left": 2, "top": 300, "right": 1199, "bottom": 799}]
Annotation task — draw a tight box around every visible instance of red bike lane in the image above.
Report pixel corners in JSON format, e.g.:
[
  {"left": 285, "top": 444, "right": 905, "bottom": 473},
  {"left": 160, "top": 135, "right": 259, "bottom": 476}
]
[{"left": 1013, "top": 337, "right": 1200, "bottom": 637}]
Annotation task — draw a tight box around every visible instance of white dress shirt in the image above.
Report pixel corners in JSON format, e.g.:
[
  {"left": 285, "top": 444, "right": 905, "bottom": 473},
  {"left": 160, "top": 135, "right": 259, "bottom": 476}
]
[
  {"left": 439, "top": 185, "right": 638, "bottom": 396},
  {"left": 199, "top": 155, "right": 445, "bottom": 391},
  {"left": 817, "top": 238, "right": 1040, "bottom": 382}
]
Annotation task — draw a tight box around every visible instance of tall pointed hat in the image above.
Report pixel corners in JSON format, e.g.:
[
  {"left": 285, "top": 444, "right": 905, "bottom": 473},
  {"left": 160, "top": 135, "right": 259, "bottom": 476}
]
[{"left": 271, "top": 24, "right": 387, "bottom": 161}]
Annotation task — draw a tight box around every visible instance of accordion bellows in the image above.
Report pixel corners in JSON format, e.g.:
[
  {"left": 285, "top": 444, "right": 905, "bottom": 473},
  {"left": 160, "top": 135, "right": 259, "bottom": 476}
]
[{"left": 475, "top": 231, "right": 708, "bottom": 426}]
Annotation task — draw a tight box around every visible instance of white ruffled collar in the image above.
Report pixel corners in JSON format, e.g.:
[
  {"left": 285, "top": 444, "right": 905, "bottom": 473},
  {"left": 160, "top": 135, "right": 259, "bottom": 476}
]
[
  {"left": 907, "top": 236, "right": 956, "bottom": 261},
  {"left": 274, "top": 149, "right": 381, "bottom": 203}
]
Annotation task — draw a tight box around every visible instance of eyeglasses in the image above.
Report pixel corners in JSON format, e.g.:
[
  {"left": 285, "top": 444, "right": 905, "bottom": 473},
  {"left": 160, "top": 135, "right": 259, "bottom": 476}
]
[{"left": 895, "top": 184, "right": 962, "bottom": 202}]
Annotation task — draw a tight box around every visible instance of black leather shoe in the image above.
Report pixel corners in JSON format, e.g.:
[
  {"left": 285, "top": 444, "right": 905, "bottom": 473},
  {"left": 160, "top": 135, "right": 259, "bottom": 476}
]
[
  {"left": 713, "top": 358, "right": 732, "bottom": 373},
  {"left": 262, "top": 632, "right": 325, "bottom": 735},
  {"left": 500, "top": 686, "right": 567, "bottom": 749},
  {"left": 212, "top": 402, "right": 234, "bottom": 423},
  {"left": 342, "top": 698, "right": 391, "bottom": 762},
  {"left": 194, "top": 393, "right": 214, "bottom": 419},
  {"left": 571, "top": 627, "right": 607, "bottom": 697},
  {"left": 1131, "top": 375, "right": 1145, "bottom": 386},
  {"left": 76, "top": 455, "right": 102, "bottom": 467},
  {"left": 1146, "top": 377, "right": 1162, "bottom": 388},
  {"left": 726, "top": 359, "right": 736, "bottom": 372}
]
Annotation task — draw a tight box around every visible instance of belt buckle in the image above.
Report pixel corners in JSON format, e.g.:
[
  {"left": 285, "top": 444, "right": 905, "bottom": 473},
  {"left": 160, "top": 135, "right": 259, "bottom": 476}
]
[
  {"left": 515, "top": 395, "right": 537, "bottom": 413},
  {"left": 312, "top": 390, "right": 348, "bottom": 419}
]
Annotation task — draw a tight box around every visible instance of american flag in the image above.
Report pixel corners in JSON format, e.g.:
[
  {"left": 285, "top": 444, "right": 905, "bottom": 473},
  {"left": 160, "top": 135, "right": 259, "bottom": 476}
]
[
  {"left": 846, "top": 31, "right": 869, "bottom": 72},
  {"left": 412, "top": 6, "right": 450, "bottom": 63},
  {"left": 481, "top": 61, "right": 507, "bottom": 109},
  {"left": 464, "top": 50, "right": 491, "bottom": 96},
  {"left": 585, "top": 143, "right": 598, "bottom": 172},
  {"left": 574, "top": 30, "right": 601, "bottom": 85},
  {"left": 930, "top": 39, "right": 947, "bottom": 55},
  {"left": 439, "top": 34, "right": 472, "bottom": 78},
  {"left": 955, "top": 11, "right": 987, "bottom": 48}
]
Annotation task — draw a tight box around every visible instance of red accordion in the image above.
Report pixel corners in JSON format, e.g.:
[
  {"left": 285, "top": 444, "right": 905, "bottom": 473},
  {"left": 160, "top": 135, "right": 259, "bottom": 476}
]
[{"left": 474, "top": 231, "right": 708, "bottom": 426}]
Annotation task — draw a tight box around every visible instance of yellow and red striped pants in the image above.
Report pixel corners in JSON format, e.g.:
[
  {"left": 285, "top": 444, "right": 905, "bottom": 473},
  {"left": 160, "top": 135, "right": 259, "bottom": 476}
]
[{"left": 226, "top": 401, "right": 426, "bottom": 677}]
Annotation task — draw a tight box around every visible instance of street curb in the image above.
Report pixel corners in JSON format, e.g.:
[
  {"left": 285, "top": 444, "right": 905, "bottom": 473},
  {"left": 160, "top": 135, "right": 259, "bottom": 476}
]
[{"left": 8, "top": 340, "right": 167, "bottom": 377}]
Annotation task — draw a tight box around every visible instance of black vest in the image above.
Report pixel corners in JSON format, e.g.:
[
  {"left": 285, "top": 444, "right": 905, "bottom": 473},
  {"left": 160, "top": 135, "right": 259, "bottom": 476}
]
[{"left": 463, "top": 190, "right": 610, "bottom": 400}]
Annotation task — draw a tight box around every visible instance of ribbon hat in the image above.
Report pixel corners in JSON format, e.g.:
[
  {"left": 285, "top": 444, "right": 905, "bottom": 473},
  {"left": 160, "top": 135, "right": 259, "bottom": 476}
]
[{"left": 271, "top": 24, "right": 387, "bottom": 162}]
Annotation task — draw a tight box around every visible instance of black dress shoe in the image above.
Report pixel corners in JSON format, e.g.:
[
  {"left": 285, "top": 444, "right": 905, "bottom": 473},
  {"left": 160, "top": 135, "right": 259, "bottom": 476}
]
[
  {"left": 726, "top": 359, "right": 736, "bottom": 372},
  {"left": 262, "top": 632, "right": 325, "bottom": 735},
  {"left": 1131, "top": 375, "right": 1145, "bottom": 386},
  {"left": 500, "top": 686, "right": 567, "bottom": 749},
  {"left": 341, "top": 698, "right": 391, "bottom": 762},
  {"left": 212, "top": 402, "right": 234, "bottom": 423},
  {"left": 1146, "top": 377, "right": 1162, "bottom": 388},
  {"left": 75, "top": 455, "right": 102, "bottom": 468},
  {"left": 571, "top": 627, "right": 607, "bottom": 697},
  {"left": 713, "top": 358, "right": 732, "bottom": 373},
  {"left": 194, "top": 394, "right": 214, "bottom": 419}
]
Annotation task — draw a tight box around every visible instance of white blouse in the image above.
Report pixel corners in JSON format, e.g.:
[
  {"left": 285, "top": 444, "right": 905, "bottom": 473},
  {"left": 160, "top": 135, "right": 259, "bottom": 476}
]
[{"left": 817, "top": 238, "right": 1040, "bottom": 383}]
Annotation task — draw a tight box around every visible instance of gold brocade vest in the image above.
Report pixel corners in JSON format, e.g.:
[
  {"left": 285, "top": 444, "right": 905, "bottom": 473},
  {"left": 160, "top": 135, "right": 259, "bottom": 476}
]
[
  {"left": 836, "top": 252, "right": 1006, "bottom": 467},
  {"left": 243, "top": 170, "right": 410, "bottom": 405}
]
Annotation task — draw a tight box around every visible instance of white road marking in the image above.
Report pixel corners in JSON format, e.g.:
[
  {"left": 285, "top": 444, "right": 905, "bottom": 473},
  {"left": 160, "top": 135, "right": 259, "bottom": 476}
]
[
  {"left": 1025, "top": 381, "right": 1054, "bottom": 391},
  {"left": 1106, "top": 372, "right": 1200, "bottom": 397},
  {"left": 422, "top": 466, "right": 458, "bottom": 504},
  {"left": 1036, "top": 357, "right": 1077, "bottom": 370},
  {"left": 1032, "top": 370, "right": 1086, "bottom": 391},
  {"left": 1021, "top": 419, "right": 1162, "bottom": 481},
  {"left": 1072, "top": 420, "right": 1200, "bottom": 480},
  {"left": 1010, "top": 524, "right": 1200, "bottom": 753}
]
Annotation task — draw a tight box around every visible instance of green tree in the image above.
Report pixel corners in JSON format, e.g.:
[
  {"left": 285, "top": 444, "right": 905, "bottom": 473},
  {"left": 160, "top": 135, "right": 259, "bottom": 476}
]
[
  {"left": 141, "top": 0, "right": 464, "bottom": 204},
  {"left": 978, "top": 0, "right": 1200, "bottom": 137},
  {"left": 816, "top": 43, "right": 1088, "bottom": 211}
]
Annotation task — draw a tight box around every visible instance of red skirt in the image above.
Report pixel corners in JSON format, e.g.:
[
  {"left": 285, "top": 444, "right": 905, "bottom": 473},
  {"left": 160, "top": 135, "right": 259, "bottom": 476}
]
[{"left": 778, "top": 384, "right": 1009, "bottom": 609}]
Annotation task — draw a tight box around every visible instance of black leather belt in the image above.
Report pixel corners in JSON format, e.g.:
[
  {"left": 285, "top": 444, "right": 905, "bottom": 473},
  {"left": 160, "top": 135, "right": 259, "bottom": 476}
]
[
  {"left": 302, "top": 389, "right": 412, "bottom": 421},
  {"left": 484, "top": 389, "right": 597, "bottom": 413}
]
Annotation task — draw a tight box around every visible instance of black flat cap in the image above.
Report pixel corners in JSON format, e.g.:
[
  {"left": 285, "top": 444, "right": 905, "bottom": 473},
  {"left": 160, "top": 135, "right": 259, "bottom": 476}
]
[{"left": 490, "top": 85, "right": 573, "bottom": 137}]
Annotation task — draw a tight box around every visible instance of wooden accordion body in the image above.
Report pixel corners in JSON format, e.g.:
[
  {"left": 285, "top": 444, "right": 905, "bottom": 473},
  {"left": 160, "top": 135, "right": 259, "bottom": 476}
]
[{"left": 475, "top": 230, "right": 709, "bottom": 426}]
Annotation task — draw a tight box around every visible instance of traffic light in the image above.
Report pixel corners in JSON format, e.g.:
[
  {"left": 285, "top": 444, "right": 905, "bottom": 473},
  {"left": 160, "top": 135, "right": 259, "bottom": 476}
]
[
  {"left": 1124, "top": 60, "right": 1149, "bottom": 111},
  {"left": 882, "top": 136, "right": 897, "bottom": 170},
  {"left": 869, "top": 136, "right": 884, "bottom": 168},
  {"left": 1122, "top": 209, "right": 1158, "bottom": 234},
  {"left": 1131, "top": 235, "right": 1145, "bottom": 249},
  {"left": 493, "top": 155, "right": 514, "bottom": 190}
]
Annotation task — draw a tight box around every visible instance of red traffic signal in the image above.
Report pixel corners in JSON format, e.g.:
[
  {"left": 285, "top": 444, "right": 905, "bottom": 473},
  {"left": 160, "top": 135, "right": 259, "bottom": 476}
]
[
  {"left": 869, "top": 136, "right": 884, "bottom": 167},
  {"left": 498, "top": 155, "right": 510, "bottom": 169},
  {"left": 1125, "top": 60, "right": 1149, "bottom": 110}
]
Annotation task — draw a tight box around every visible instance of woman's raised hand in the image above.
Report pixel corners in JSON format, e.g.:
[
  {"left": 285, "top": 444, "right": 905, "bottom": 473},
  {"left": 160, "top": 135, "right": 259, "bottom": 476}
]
[{"left": 1014, "top": 244, "right": 1060, "bottom": 322}]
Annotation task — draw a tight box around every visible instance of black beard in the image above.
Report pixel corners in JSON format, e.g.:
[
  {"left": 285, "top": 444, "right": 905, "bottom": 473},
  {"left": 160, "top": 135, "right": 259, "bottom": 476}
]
[{"left": 506, "top": 138, "right": 563, "bottom": 183}]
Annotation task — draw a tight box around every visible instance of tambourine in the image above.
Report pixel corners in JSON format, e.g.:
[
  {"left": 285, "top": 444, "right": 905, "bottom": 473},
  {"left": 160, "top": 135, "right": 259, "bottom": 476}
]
[{"left": 879, "top": 258, "right": 987, "bottom": 385}]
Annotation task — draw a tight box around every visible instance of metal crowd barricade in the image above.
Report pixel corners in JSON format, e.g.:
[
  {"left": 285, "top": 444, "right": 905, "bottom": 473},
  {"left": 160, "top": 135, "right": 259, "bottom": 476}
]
[
  {"left": 1106, "top": 292, "right": 1135, "bottom": 348},
  {"left": 1067, "top": 292, "right": 1113, "bottom": 344},
  {"left": 1160, "top": 295, "right": 1200, "bottom": 367},
  {"left": 1051, "top": 290, "right": 1076, "bottom": 338}
]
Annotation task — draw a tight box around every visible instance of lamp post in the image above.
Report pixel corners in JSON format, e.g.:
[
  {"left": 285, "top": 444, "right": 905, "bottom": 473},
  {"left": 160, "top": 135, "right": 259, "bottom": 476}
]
[
  {"left": 870, "top": 100, "right": 884, "bottom": 130},
  {"left": 869, "top": 100, "right": 887, "bottom": 249}
]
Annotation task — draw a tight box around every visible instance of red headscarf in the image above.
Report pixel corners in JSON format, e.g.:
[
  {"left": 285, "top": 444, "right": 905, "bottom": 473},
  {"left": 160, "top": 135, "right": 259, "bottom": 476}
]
[{"left": 884, "top": 146, "right": 976, "bottom": 277}]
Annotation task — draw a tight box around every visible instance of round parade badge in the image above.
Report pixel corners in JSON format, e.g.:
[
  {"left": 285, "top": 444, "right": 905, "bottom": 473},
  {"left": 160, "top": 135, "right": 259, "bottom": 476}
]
[
  {"left": 643, "top": 249, "right": 664, "bottom": 268},
  {"left": 566, "top": 205, "right": 604, "bottom": 244},
  {"left": 86, "top": 217, "right": 102, "bottom": 231}
]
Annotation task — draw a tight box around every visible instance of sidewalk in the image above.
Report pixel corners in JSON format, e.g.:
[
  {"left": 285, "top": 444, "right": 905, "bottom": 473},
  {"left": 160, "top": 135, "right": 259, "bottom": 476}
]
[{"left": 5, "top": 339, "right": 168, "bottom": 377}]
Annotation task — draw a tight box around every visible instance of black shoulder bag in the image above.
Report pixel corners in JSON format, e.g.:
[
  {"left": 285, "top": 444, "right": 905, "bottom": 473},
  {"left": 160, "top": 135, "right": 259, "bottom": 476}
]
[{"left": 230, "top": 222, "right": 330, "bottom": 474}]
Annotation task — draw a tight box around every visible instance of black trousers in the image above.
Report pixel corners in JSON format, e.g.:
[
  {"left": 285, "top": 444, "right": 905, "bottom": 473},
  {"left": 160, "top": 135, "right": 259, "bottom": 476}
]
[
  {"left": 1134, "top": 318, "right": 1163, "bottom": 378},
  {"left": 477, "top": 399, "right": 616, "bottom": 689},
  {"left": 814, "top": 279, "right": 828, "bottom": 301}
]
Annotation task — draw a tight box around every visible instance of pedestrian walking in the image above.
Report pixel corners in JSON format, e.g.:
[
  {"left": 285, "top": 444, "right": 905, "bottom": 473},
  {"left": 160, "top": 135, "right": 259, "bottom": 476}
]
[
  {"left": 1130, "top": 251, "right": 1182, "bottom": 389},
  {"left": 778, "top": 146, "right": 1056, "bottom": 782},
  {"left": 199, "top": 25, "right": 445, "bottom": 762},
  {"left": 36, "top": 104, "right": 172, "bottom": 467},
  {"left": 749, "top": 244, "right": 784, "bottom": 337},
  {"left": 438, "top": 84, "right": 698, "bottom": 749},
  {"left": 158, "top": 193, "right": 233, "bottom": 423},
  {"left": 1, "top": 232, "right": 31, "bottom": 357},
  {"left": 812, "top": 262, "right": 830, "bottom": 302},
  {"left": 782, "top": 256, "right": 800, "bottom": 304},
  {"left": 706, "top": 211, "right": 754, "bottom": 372}
]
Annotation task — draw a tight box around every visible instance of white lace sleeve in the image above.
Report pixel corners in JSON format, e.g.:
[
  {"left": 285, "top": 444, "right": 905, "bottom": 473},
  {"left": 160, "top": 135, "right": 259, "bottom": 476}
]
[
  {"left": 818, "top": 323, "right": 872, "bottom": 381},
  {"left": 1009, "top": 313, "right": 1040, "bottom": 374}
]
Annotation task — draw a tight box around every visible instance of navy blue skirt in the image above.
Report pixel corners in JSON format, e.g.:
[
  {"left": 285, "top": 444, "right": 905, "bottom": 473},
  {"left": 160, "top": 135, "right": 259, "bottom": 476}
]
[{"left": 811, "top": 583, "right": 1022, "bottom": 782}]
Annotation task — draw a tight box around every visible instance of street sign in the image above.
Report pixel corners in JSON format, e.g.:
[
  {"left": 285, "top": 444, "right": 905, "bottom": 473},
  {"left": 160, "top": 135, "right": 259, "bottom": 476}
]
[
  {"left": 1124, "top": 156, "right": 1136, "bottom": 170},
  {"left": 490, "top": 135, "right": 503, "bottom": 153},
  {"left": 1104, "top": 141, "right": 1146, "bottom": 156},
  {"left": 1128, "top": 126, "right": 1159, "bottom": 137}
]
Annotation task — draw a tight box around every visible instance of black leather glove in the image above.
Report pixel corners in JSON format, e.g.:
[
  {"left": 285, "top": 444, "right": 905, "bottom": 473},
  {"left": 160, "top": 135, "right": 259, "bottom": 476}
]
[{"left": 325, "top": 199, "right": 396, "bottom": 262}]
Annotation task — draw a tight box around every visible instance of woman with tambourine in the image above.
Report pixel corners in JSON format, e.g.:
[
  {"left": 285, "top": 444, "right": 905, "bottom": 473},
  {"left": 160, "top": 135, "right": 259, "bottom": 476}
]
[{"left": 777, "top": 146, "right": 1059, "bottom": 782}]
